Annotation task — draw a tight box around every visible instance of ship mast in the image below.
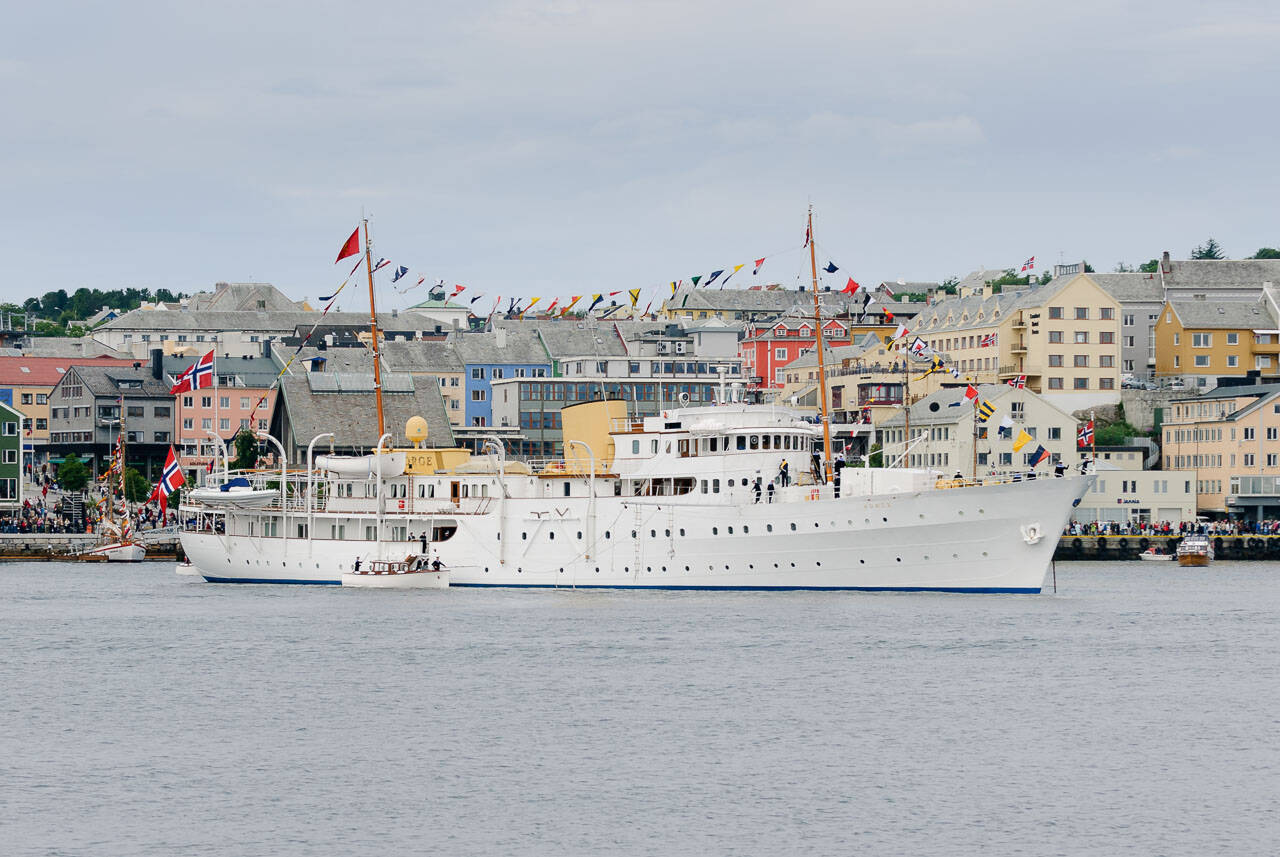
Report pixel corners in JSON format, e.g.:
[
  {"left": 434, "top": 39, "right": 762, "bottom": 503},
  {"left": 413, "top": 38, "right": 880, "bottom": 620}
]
[
  {"left": 363, "top": 218, "right": 386, "bottom": 440},
  {"left": 808, "top": 206, "right": 834, "bottom": 484}
]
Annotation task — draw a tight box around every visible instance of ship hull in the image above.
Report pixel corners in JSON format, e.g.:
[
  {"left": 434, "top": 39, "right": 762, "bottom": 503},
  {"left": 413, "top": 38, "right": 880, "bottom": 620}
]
[{"left": 181, "top": 475, "right": 1091, "bottom": 593}]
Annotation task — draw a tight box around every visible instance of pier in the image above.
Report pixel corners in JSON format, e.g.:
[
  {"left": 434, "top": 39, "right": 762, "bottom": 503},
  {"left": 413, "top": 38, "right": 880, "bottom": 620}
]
[
  {"left": 0, "top": 533, "right": 183, "bottom": 562},
  {"left": 1054, "top": 534, "right": 1280, "bottom": 561}
]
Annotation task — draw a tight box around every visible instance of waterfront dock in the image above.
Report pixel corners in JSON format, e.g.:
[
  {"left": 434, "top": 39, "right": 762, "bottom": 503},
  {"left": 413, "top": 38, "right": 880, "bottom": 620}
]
[
  {"left": 1055, "top": 533, "right": 1280, "bottom": 561},
  {"left": 0, "top": 533, "right": 182, "bottom": 562}
]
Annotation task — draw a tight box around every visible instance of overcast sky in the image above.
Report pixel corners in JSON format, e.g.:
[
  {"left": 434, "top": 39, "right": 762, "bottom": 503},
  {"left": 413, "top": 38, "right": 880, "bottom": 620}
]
[{"left": 3, "top": 0, "right": 1277, "bottom": 313}]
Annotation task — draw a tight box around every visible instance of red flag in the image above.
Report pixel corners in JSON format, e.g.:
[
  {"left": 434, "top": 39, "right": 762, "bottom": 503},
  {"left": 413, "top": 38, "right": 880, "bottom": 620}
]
[
  {"left": 964, "top": 384, "right": 979, "bottom": 402},
  {"left": 753, "top": 258, "right": 766, "bottom": 275},
  {"left": 841, "top": 277, "right": 860, "bottom": 296},
  {"left": 169, "top": 364, "right": 194, "bottom": 396},
  {"left": 334, "top": 227, "right": 360, "bottom": 263}
]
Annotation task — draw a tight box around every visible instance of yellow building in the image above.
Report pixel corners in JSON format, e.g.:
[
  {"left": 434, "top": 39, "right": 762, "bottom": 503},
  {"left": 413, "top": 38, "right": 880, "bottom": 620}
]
[
  {"left": 1161, "top": 383, "right": 1280, "bottom": 518},
  {"left": 907, "top": 273, "right": 1121, "bottom": 410},
  {"left": 1153, "top": 299, "right": 1280, "bottom": 390}
]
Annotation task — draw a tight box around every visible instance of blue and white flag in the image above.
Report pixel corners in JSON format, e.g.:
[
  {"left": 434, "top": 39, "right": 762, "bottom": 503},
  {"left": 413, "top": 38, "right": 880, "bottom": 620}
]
[{"left": 391, "top": 265, "right": 409, "bottom": 283}]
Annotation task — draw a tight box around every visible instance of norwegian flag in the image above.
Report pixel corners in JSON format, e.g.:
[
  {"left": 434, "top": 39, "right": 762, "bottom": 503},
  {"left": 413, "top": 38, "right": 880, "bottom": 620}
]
[
  {"left": 1020, "top": 256, "right": 1035, "bottom": 274},
  {"left": 979, "top": 333, "right": 997, "bottom": 348},
  {"left": 1077, "top": 420, "right": 1094, "bottom": 449},
  {"left": 148, "top": 446, "right": 186, "bottom": 516},
  {"left": 169, "top": 364, "right": 194, "bottom": 395},
  {"left": 1007, "top": 375, "right": 1027, "bottom": 388},
  {"left": 881, "top": 283, "right": 895, "bottom": 299},
  {"left": 190, "top": 349, "right": 215, "bottom": 390}
]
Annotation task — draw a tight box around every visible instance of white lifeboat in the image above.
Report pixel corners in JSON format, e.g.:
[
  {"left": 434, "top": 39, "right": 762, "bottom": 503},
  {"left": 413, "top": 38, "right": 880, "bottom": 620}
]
[{"left": 316, "top": 452, "right": 406, "bottom": 478}]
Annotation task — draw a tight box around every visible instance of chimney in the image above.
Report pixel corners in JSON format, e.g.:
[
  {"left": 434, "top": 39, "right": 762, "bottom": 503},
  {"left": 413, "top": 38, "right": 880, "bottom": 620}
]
[
  {"left": 495, "top": 328, "right": 507, "bottom": 348},
  {"left": 150, "top": 348, "right": 163, "bottom": 380},
  {"left": 1162, "top": 250, "right": 1172, "bottom": 274}
]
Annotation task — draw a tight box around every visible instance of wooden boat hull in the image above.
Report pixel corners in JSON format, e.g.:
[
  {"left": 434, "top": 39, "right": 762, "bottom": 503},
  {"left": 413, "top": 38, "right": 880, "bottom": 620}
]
[
  {"left": 86, "top": 542, "right": 147, "bottom": 562},
  {"left": 1177, "top": 554, "right": 1212, "bottom": 567},
  {"left": 340, "top": 569, "right": 448, "bottom": 588}
]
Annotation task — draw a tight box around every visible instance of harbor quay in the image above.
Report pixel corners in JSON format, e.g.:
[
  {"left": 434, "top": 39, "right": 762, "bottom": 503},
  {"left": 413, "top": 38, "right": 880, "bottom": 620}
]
[
  {"left": 1055, "top": 533, "right": 1280, "bottom": 562},
  {"left": 0, "top": 533, "right": 182, "bottom": 562}
]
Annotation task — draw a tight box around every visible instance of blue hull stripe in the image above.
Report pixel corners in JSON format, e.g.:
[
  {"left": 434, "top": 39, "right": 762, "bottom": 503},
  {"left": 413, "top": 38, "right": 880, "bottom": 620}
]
[
  {"left": 202, "top": 576, "right": 341, "bottom": 586},
  {"left": 448, "top": 583, "right": 1041, "bottom": 593},
  {"left": 197, "top": 576, "right": 1038, "bottom": 593}
]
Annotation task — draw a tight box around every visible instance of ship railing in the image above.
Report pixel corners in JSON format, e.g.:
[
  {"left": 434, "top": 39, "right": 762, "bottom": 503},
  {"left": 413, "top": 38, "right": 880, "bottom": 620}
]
[{"left": 521, "top": 457, "right": 615, "bottom": 476}]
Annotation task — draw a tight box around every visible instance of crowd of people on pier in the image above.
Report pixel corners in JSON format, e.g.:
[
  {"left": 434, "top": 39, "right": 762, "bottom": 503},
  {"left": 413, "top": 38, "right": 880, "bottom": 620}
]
[
  {"left": 0, "top": 485, "right": 176, "bottom": 535},
  {"left": 1064, "top": 518, "right": 1280, "bottom": 536}
]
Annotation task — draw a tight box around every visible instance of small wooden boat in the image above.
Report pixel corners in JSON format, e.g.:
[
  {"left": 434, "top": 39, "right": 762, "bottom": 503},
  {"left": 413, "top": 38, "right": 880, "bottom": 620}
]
[
  {"left": 86, "top": 541, "right": 147, "bottom": 562},
  {"left": 1176, "top": 534, "right": 1214, "bottom": 567},
  {"left": 341, "top": 555, "right": 448, "bottom": 589},
  {"left": 1139, "top": 546, "right": 1174, "bottom": 562}
]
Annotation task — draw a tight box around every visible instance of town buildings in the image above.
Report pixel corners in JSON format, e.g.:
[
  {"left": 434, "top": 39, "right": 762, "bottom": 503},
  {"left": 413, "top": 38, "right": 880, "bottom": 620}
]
[
  {"left": 0, "top": 401, "right": 22, "bottom": 509},
  {"left": 1153, "top": 296, "right": 1280, "bottom": 390},
  {"left": 1072, "top": 445, "right": 1196, "bottom": 526},
  {"left": 48, "top": 364, "right": 174, "bottom": 478},
  {"left": 1160, "top": 382, "right": 1280, "bottom": 519}
]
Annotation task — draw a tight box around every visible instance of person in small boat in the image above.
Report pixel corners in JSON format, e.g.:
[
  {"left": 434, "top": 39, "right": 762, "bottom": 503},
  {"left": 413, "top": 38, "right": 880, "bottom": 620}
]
[{"left": 431, "top": 558, "right": 443, "bottom": 572}]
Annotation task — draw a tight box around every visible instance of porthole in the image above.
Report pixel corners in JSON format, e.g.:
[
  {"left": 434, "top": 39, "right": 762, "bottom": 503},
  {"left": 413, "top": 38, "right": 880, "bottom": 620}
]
[
  {"left": 712, "top": 527, "right": 718, "bottom": 535},
  {"left": 959, "top": 510, "right": 965, "bottom": 516},
  {"left": 982, "top": 551, "right": 989, "bottom": 557},
  {"left": 790, "top": 523, "right": 797, "bottom": 531},
  {"left": 790, "top": 562, "right": 795, "bottom": 568},
  {"left": 728, "top": 526, "right": 734, "bottom": 534},
  {"left": 549, "top": 532, "right": 555, "bottom": 540},
  {"left": 650, "top": 529, "right": 656, "bottom": 538},
  {"left": 749, "top": 564, "right": 754, "bottom": 569},
  {"left": 859, "top": 559, "right": 865, "bottom": 564},
  {"left": 577, "top": 531, "right": 582, "bottom": 539},
  {"left": 743, "top": 525, "right": 749, "bottom": 534},
  {"left": 596, "top": 568, "right": 601, "bottom": 573},
  {"left": 896, "top": 557, "right": 901, "bottom": 562},
  {"left": 979, "top": 508, "right": 985, "bottom": 514},
  {"left": 814, "top": 522, "right": 819, "bottom": 528},
  {"left": 646, "top": 566, "right": 651, "bottom": 572},
  {"left": 559, "top": 568, "right": 564, "bottom": 573},
  {"left": 661, "top": 566, "right": 666, "bottom": 572},
  {"left": 685, "top": 565, "right": 690, "bottom": 571},
  {"left": 485, "top": 567, "right": 489, "bottom": 572},
  {"left": 767, "top": 524, "right": 773, "bottom": 533},
  {"left": 882, "top": 517, "right": 888, "bottom": 522},
  {"left": 631, "top": 530, "right": 637, "bottom": 538},
  {"left": 605, "top": 531, "right": 611, "bottom": 539},
  {"left": 664, "top": 529, "right": 670, "bottom": 537},
  {"left": 816, "top": 561, "right": 821, "bottom": 567},
  {"left": 679, "top": 528, "right": 685, "bottom": 536},
  {"left": 724, "top": 564, "right": 730, "bottom": 570},
  {"left": 521, "top": 532, "right": 527, "bottom": 540}
]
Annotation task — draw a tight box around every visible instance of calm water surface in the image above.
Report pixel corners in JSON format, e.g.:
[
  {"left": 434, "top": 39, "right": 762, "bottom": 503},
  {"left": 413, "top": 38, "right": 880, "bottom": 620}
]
[{"left": 2, "top": 561, "right": 1277, "bottom": 856}]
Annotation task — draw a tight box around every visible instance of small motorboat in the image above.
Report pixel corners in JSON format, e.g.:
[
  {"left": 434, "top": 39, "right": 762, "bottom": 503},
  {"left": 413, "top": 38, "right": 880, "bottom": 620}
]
[
  {"left": 176, "top": 560, "right": 200, "bottom": 576},
  {"left": 1176, "top": 534, "right": 1214, "bottom": 567},
  {"left": 341, "top": 555, "right": 448, "bottom": 589},
  {"left": 1139, "top": 546, "right": 1174, "bottom": 562}
]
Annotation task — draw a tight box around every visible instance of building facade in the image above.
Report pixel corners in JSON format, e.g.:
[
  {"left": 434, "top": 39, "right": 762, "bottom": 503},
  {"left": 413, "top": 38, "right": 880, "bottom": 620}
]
[{"left": 1153, "top": 298, "right": 1280, "bottom": 390}]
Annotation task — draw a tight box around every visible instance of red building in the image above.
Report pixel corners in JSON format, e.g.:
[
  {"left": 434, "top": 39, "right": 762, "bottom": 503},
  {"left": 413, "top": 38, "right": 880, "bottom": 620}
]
[{"left": 740, "top": 317, "right": 852, "bottom": 390}]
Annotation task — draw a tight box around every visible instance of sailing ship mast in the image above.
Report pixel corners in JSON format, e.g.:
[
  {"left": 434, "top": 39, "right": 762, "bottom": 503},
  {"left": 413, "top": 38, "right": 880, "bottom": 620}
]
[
  {"left": 362, "top": 218, "right": 387, "bottom": 440},
  {"left": 807, "top": 206, "right": 834, "bottom": 484}
]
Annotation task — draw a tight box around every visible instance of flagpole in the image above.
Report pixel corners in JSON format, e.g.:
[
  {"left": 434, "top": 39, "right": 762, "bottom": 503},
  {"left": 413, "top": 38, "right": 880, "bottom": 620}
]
[
  {"left": 1090, "top": 408, "right": 1096, "bottom": 469},
  {"left": 808, "top": 206, "right": 834, "bottom": 484},
  {"left": 363, "top": 218, "right": 386, "bottom": 440},
  {"left": 212, "top": 351, "right": 219, "bottom": 476}
]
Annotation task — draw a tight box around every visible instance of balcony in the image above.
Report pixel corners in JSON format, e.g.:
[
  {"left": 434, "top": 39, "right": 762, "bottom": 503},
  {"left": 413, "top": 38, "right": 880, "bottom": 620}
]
[
  {"left": 1011, "top": 312, "right": 1026, "bottom": 329},
  {"left": 1009, "top": 340, "right": 1027, "bottom": 354}
]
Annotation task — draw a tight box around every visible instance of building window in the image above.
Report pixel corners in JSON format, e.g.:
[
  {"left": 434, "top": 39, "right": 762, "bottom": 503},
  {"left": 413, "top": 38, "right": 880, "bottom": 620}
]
[
  {"left": 493, "top": 368, "right": 504, "bottom": 380},
  {"left": 1049, "top": 307, "right": 1063, "bottom": 320},
  {"left": 183, "top": 418, "right": 193, "bottom": 430},
  {"left": 201, "top": 396, "right": 212, "bottom": 408},
  {"left": 1073, "top": 355, "right": 1089, "bottom": 367},
  {"left": 1048, "top": 427, "right": 1061, "bottom": 440},
  {"left": 1228, "top": 355, "right": 1239, "bottom": 368},
  {"left": 1270, "top": 455, "right": 1279, "bottom": 467},
  {"left": 1194, "top": 355, "right": 1210, "bottom": 368},
  {"left": 1192, "top": 333, "right": 1212, "bottom": 347},
  {"left": 471, "top": 368, "right": 485, "bottom": 379},
  {"left": 1100, "top": 307, "right": 1114, "bottom": 320},
  {"left": 1099, "top": 331, "right": 1115, "bottom": 344},
  {"left": 1244, "top": 453, "right": 1255, "bottom": 467},
  {"left": 1075, "top": 307, "right": 1089, "bottom": 320},
  {"left": 1074, "top": 331, "right": 1089, "bottom": 344},
  {"left": 1073, "top": 377, "right": 1089, "bottom": 390},
  {"left": 1227, "top": 333, "right": 1239, "bottom": 345},
  {"left": 1049, "top": 355, "right": 1063, "bottom": 367},
  {"left": 1174, "top": 356, "right": 1181, "bottom": 368},
  {"left": 1099, "top": 377, "right": 1115, "bottom": 390},
  {"left": 775, "top": 348, "right": 787, "bottom": 360},
  {"left": 1173, "top": 333, "right": 1180, "bottom": 345},
  {"left": 1099, "top": 355, "right": 1115, "bottom": 368},
  {"left": 201, "top": 418, "right": 211, "bottom": 430},
  {"left": 1244, "top": 427, "right": 1255, "bottom": 440},
  {"left": 219, "top": 418, "right": 230, "bottom": 431},
  {"left": 20, "top": 393, "right": 31, "bottom": 405},
  {"left": 1048, "top": 377, "right": 1063, "bottom": 390},
  {"left": 471, "top": 390, "right": 486, "bottom": 401},
  {"left": 1048, "top": 331, "right": 1063, "bottom": 344}
]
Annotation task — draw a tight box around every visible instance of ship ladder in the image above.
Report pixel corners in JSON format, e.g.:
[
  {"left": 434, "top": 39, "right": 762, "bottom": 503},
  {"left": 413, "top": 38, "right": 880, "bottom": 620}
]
[
  {"left": 633, "top": 504, "right": 643, "bottom": 581},
  {"left": 667, "top": 506, "right": 677, "bottom": 559}
]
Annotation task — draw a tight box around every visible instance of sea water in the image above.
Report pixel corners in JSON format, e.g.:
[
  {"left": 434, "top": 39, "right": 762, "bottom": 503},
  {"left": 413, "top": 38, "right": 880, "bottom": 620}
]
[{"left": 2, "top": 561, "right": 1277, "bottom": 856}]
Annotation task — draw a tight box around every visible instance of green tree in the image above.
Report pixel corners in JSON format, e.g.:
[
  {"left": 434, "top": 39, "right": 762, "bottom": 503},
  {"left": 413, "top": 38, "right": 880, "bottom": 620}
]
[
  {"left": 58, "top": 456, "right": 89, "bottom": 493},
  {"left": 868, "top": 443, "right": 883, "bottom": 468},
  {"left": 1250, "top": 247, "right": 1280, "bottom": 259},
  {"left": 123, "top": 467, "right": 152, "bottom": 503},
  {"left": 232, "top": 429, "right": 259, "bottom": 470},
  {"left": 1191, "top": 238, "right": 1225, "bottom": 260},
  {"left": 940, "top": 276, "right": 959, "bottom": 294},
  {"left": 1138, "top": 259, "right": 1160, "bottom": 273}
]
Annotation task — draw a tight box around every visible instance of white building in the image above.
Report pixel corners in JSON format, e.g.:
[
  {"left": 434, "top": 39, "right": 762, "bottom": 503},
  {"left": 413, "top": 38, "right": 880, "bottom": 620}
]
[{"left": 1072, "top": 445, "right": 1197, "bottom": 525}]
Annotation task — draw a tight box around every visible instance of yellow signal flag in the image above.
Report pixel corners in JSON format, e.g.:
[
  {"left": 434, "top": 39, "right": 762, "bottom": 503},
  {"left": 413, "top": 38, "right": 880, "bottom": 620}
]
[{"left": 1013, "top": 428, "right": 1033, "bottom": 452}]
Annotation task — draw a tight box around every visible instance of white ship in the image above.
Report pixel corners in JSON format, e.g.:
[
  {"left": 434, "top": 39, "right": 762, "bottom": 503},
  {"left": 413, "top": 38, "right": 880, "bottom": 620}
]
[
  {"left": 179, "top": 399, "right": 1091, "bottom": 592},
  {"left": 179, "top": 212, "right": 1090, "bottom": 592}
]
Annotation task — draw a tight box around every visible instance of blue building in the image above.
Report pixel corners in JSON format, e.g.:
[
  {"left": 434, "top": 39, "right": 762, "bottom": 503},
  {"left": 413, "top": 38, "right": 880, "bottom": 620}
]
[{"left": 451, "top": 328, "right": 550, "bottom": 428}]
